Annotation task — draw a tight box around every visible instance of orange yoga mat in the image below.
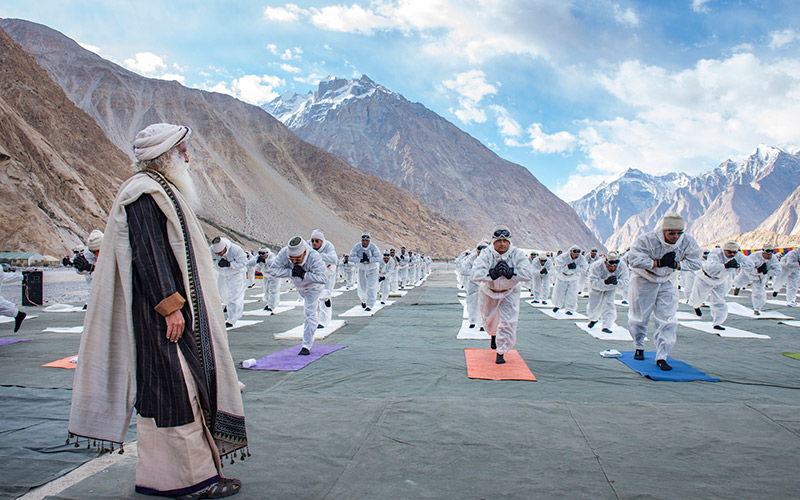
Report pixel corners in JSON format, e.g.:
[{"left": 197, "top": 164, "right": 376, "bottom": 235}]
[
  {"left": 464, "top": 348, "right": 536, "bottom": 381},
  {"left": 41, "top": 355, "right": 78, "bottom": 369}
]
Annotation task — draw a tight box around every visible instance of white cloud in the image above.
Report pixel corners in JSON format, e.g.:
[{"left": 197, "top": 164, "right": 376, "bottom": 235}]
[
  {"left": 124, "top": 52, "right": 167, "bottom": 75},
  {"left": 443, "top": 70, "right": 497, "bottom": 124},
  {"left": 263, "top": 4, "right": 306, "bottom": 22},
  {"left": 691, "top": 0, "right": 711, "bottom": 14},
  {"left": 201, "top": 75, "right": 285, "bottom": 105},
  {"left": 769, "top": 28, "right": 800, "bottom": 49},
  {"left": 159, "top": 73, "right": 186, "bottom": 85},
  {"left": 311, "top": 4, "right": 392, "bottom": 34},
  {"left": 526, "top": 123, "right": 578, "bottom": 154},
  {"left": 280, "top": 63, "right": 301, "bottom": 73},
  {"left": 490, "top": 105, "right": 524, "bottom": 137},
  {"left": 613, "top": 4, "right": 639, "bottom": 27},
  {"left": 553, "top": 172, "right": 612, "bottom": 202},
  {"left": 293, "top": 73, "right": 326, "bottom": 85},
  {"left": 267, "top": 44, "right": 278, "bottom": 55},
  {"left": 78, "top": 42, "right": 100, "bottom": 54},
  {"left": 581, "top": 52, "right": 800, "bottom": 175}
]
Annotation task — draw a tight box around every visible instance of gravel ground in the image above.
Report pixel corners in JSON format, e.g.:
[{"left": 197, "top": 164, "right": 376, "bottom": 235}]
[{"left": 1, "top": 268, "right": 90, "bottom": 308}]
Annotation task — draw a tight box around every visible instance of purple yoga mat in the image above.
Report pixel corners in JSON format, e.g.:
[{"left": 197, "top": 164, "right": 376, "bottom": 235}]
[
  {"left": 243, "top": 344, "right": 348, "bottom": 371},
  {"left": 0, "top": 338, "right": 33, "bottom": 346}
]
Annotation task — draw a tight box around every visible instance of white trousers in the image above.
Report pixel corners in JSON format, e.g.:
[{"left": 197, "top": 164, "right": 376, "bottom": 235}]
[
  {"left": 552, "top": 278, "right": 579, "bottom": 312},
  {"left": 627, "top": 277, "right": 678, "bottom": 361},
  {"left": 689, "top": 278, "right": 728, "bottom": 325},
  {"left": 345, "top": 270, "right": 356, "bottom": 288},
  {"left": 774, "top": 268, "right": 800, "bottom": 304},
  {"left": 262, "top": 276, "right": 281, "bottom": 310},
  {"left": 531, "top": 274, "right": 550, "bottom": 302},
  {"left": 220, "top": 272, "right": 246, "bottom": 325},
  {"left": 479, "top": 287, "right": 521, "bottom": 355},
  {"left": 587, "top": 288, "right": 617, "bottom": 329},
  {"left": 0, "top": 294, "right": 18, "bottom": 318},
  {"left": 465, "top": 279, "right": 481, "bottom": 325},
  {"left": 680, "top": 271, "right": 696, "bottom": 302},
  {"left": 299, "top": 286, "right": 322, "bottom": 350},
  {"left": 357, "top": 265, "right": 379, "bottom": 308},
  {"left": 749, "top": 276, "right": 768, "bottom": 312},
  {"left": 398, "top": 267, "right": 408, "bottom": 287}
]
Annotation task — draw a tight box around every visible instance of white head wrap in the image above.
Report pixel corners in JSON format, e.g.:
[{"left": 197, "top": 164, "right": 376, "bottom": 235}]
[
  {"left": 606, "top": 251, "right": 620, "bottom": 262},
  {"left": 87, "top": 230, "right": 104, "bottom": 251},
  {"left": 723, "top": 240, "right": 740, "bottom": 252},
  {"left": 763, "top": 243, "right": 775, "bottom": 251},
  {"left": 288, "top": 236, "right": 307, "bottom": 257},
  {"left": 311, "top": 229, "right": 325, "bottom": 241},
  {"left": 258, "top": 247, "right": 269, "bottom": 254},
  {"left": 133, "top": 123, "right": 191, "bottom": 162},
  {"left": 210, "top": 237, "right": 229, "bottom": 253},
  {"left": 491, "top": 225, "right": 511, "bottom": 242},
  {"left": 361, "top": 231, "right": 371, "bottom": 240}
]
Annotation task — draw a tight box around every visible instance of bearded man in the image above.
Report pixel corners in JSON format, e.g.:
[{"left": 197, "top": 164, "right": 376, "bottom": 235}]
[{"left": 69, "top": 123, "right": 246, "bottom": 498}]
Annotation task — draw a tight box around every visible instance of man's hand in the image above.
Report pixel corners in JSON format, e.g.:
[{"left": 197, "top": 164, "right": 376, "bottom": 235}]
[
  {"left": 72, "top": 254, "right": 94, "bottom": 273},
  {"left": 757, "top": 263, "right": 768, "bottom": 275},
  {"left": 503, "top": 266, "right": 515, "bottom": 279},
  {"left": 62, "top": 256, "right": 73, "bottom": 267},
  {"left": 218, "top": 258, "right": 230, "bottom": 268},
  {"left": 291, "top": 264, "right": 306, "bottom": 279},
  {"left": 257, "top": 255, "right": 266, "bottom": 264},
  {"left": 378, "top": 276, "right": 386, "bottom": 282},
  {"left": 540, "top": 268, "right": 548, "bottom": 275},
  {"left": 360, "top": 253, "right": 369, "bottom": 263},
  {"left": 567, "top": 262, "right": 577, "bottom": 270},
  {"left": 724, "top": 259, "right": 739, "bottom": 269},
  {"left": 488, "top": 265, "right": 503, "bottom": 280},
  {"left": 657, "top": 251, "right": 676, "bottom": 268},
  {"left": 165, "top": 310, "right": 185, "bottom": 343},
  {"left": 604, "top": 275, "right": 617, "bottom": 285}
]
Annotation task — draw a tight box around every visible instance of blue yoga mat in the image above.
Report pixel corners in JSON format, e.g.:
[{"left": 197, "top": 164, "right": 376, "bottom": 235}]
[{"left": 615, "top": 351, "right": 719, "bottom": 382}]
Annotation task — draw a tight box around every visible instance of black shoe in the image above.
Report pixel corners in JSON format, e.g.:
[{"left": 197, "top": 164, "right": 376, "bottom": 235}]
[
  {"left": 656, "top": 359, "right": 672, "bottom": 371},
  {"left": 495, "top": 353, "right": 505, "bottom": 364},
  {"left": 601, "top": 328, "right": 613, "bottom": 333},
  {"left": 773, "top": 291, "right": 778, "bottom": 297},
  {"left": 248, "top": 284, "right": 255, "bottom": 288},
  {"left": 713, "top": 325, "right": 725, "bottom": 331},
  {"left": 753, "top": 310, "right": 761, "bottom": 316},
  {"left": 361, "top": 302, "right": 366, "bottom": 309},
  {"left": 324, "top": 299, "right": 331, "bottom": 307},
  {"left": 82, "top": 304, "right": 87, "bottom": 310},
  {"left": 13, "top": 311, "right": 26, "bottom": 333},
  {"left": 634, "top": 349, "right": 644, "bottom": 360},
  {"left": 479, "top": 327, "right": 485, "bottom": 331},
  {"left": 565, "top": 311, "right": 573, "bottom": 316},
  {"left": 621, "top": 300, "right": 628, "bottom": 305},
  {"left": 380, "top": 301, "right": 386, "bottom": 305},
  {"left": 587, "top": 321, "right": 597, "bottom": 328},
  {"left": 490, "top": 336, "right": 497, "bottom": 350},
  {"left": 694, "top": 307, "right": 702, "bottom": 317},
  {"left": 223, "top": 306, "right": 227, "bottom": 313},
  {"left": 263, "top": 305, "right": 272, "bottom": 311},
  {"left": 469, "top": 324, "right": 475, "bottom": 328},
  {"left": 298, "top": 347, "right": 310, "bottom": 355},
  {"left": 733, "top": 288, "right": 740, "bottom": 296},
  {"left": 317, "top": 324, "right": 325, "bottom": 329},
  {"left": 552, "top": 307, "right": 559, "bottom": 313},
  {"left": 531, "top": 300, "right": 539, "bottom": 303},
  {"left": 364, "top": 307, "right": 371, "bottom": 312},
  {"left": 225, "top": 322, "right": 233, "bottom": 328}
]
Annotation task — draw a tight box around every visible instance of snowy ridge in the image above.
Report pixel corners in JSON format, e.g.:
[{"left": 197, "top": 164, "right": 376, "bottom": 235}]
[{"left": 265, "top": 75, "right": 392, "bottom": 129}]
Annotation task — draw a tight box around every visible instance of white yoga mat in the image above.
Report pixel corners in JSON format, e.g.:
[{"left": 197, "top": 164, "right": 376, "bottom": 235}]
[
  {"left": 766, "top": 299, "right": 795, "bottom": 307},
  {"left": 331, "top": 291, "right": 345, "bottom": 298},
  {"left": 678, "top": 321, "right": 770, "bottom": 339},
  {"left": 613, "top": 300, "right": 630, "bottom": 307},
  {"left": 777, "top": 320, "right": 800, "bottom": 328},
  {"left": 389, "top": 290, "right": 408, "bottom": 297},
  {"left": 539, "top": 309, "right": 588, "bottom": 320},
  {"left": 273, "top": 319, "right": 347, "bottom": 340},
  {"left": 279, "top": 299, "right": 303, "bottom": 307},
  {"left": 527, "top": 300, "right": 553, "bottom": 309},
  {"left": 242, "top": 306, "right": 295, "bottom": 316},
  {"left": 676, "top": 311, "right": 702, "bottom": 321},
  {"left": 457, "top": 292, "right": 466, "bottom": 297},
  {"left": 457, "top": 320, "right": 490, "bottom": 340},
  {"left": 0, "top": 314, "right": 38, "bottom": 323},
  {"left": 726, "top": 302, "right": 794, "bottom": 320},
  {"left": 43, "top": 326, "right": 83, "bottom": 333},
  {"left": 242, "top": 299, "right": 258, "bottom": 304},
  {"left": 226, "top": 319, "right": 263, "bottom": 330},
  {"left": 43, "top": 304, "right": 85, "bottom": 313},
  {"left": 574, "top": 322, "right": 637, "bottom": 341},
  {"left": 339, "top": 301, "right": 393, "bottom": 317}
]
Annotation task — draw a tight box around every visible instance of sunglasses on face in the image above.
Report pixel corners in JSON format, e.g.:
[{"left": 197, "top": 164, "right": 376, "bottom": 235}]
[
  {"left": 258, "top": 252, "right": 266, "bottom": 255},
  {"left": 571, "top": 249, "right": 581, "bottom": 254},
  {"left": 666, "top": 231, "right": 684, "bottom": 236},
  {"left": 607, "top": 260, "right": 619, "bottom": 266},
  {"left": 763, "top": 249, "right": 774, "bottom": 254},
  {"left": 493, "top": 229, "right": 511, "bottom": 239}
]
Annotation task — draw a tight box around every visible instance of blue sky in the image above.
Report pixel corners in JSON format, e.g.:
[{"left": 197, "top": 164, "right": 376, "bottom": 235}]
[{"left": 3, "top": 0, "right": 800, "bottom": 201}]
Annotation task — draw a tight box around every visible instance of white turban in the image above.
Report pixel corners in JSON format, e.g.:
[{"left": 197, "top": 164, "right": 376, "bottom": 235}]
[
  {"left": 287, "top": 236, "right": 307, "bottom": 257},
  {"left": 133, "top": 123, "right": 191, "bottom": 162},
  {"left": 258, "top": 247, "right": 269, "bottom": 254},
  {"left": 87, "top": 230, "right": 104, "bottom": 251},
  {"left": 661, "top": 212, "right": 685, "bottom": 231},
  {"left": 311, "top": 229, "right": 325, "bottom": 241},
  {"left": 361, "top": 231, "right": 371, "bottom": 240},
  {"left": 210, "top": 237, "right": 229, "bottom": 253}
]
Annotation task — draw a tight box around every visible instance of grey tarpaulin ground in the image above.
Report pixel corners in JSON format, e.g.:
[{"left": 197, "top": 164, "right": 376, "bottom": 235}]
[{"left": 1, "top": 269, "right": 799, "bottom": 499}]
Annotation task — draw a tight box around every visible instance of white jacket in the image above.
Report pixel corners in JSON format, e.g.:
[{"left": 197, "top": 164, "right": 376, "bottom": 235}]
[
  {"left": 627, "top": 228, "right": 703, "bottom": 283},
  {"left": 211, "top": 241, "right": 248, "bottom": 277},
  {"left": 554, "top": 252, "right": 587, "bottom": 282},
  {"left": 270, "top": 247, "right": 328, "bottom": 292},
  {"left": 471, "top": 245, "right": 533, "bottom": 299},
  {"left": 349, "top": 242, "right": 382, "bottom": 268},
  {"left": 589, "top": 259, "right": 629, "bottom": 291}
]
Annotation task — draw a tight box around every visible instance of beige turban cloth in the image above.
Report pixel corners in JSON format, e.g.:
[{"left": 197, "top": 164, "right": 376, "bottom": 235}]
[
  {"left": 210, "top": 237, "right": 229, "bottom": 254},
  {"left": 87, "top": 230, "right": 104, "bottom": 251},
  {"left": 133, "top": 123, "right": 192, "bottom": 162},
  {"left": 661, "top": 212, "right": 685, "bottom": 231},
  {"left": 606, "top": 251, "right": 620, "bottom": 261},
  {"left": 723, "top": 240, "right": 740, "bottom": 252},
  {"left": 763, "top": 243, "right": 775, "bottom": 251},
  {"left": 288, "top": 236, "right": 307, "bottom": 257},
  {"left": 311, "top": 229, "right": 325, "bottom": 241}
]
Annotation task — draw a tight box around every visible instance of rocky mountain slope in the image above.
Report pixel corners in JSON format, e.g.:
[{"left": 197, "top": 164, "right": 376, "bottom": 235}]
[
  {"left": 571, "top": 146, "right": 800, "bottom": 250},
  {"left": 0, "top": 25, "right": 130, "bottom": 255},
  {"left": 264, "top": 76, "right": 603, "bottom": 251},
  {"left": 2, "top": 19, "right": 471, "bottom": 257}
]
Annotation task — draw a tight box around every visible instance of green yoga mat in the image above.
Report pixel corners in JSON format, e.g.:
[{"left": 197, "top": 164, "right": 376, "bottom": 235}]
[{"left": 782, "top": 352, "right": 800, "bottom": 361}]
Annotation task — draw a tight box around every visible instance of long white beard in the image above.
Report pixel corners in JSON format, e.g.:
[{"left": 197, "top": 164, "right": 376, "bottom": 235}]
[{"left": 161, "top": 153, "right": 199, "bottom": 209}]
